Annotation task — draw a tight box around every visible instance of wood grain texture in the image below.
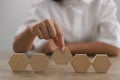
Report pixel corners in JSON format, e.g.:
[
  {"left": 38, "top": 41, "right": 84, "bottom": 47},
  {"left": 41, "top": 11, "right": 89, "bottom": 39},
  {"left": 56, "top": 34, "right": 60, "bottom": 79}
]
[
  {"left": 71, "top": 54, "right": 91, "bottom": 73},
  {"left": 52, "top": 47, "right": 73, "bottom": 65},
  {"left": 29, "top": 53, "right": 49, "bottom": 72},
  {"left": 91, "top": 54, "right": 111, "bottom": 73},
  {"left": 8, "top": 53, "right": 29, "bottom": 72},
  {"left": 3, "top": 51, "right": 120, "bottom": 80}
]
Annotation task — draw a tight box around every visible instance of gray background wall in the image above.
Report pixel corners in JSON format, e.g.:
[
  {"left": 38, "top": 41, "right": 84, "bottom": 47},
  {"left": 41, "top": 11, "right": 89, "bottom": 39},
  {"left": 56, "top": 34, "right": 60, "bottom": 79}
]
[{"left": 0, "top": 0, "right": 120, "bottom": 51}]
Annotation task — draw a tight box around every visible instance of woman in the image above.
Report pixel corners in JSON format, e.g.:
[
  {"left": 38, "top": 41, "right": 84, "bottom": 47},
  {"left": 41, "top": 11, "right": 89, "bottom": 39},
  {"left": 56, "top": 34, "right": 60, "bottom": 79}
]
[{"left": 13, "top": 0, "right": 120, "bottom": 56}]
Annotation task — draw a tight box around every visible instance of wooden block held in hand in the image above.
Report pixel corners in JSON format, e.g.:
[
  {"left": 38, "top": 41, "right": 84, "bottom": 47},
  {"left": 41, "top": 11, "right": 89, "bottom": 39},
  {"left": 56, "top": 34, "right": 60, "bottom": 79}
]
[
  {"left": 29, "top": 53, "right": 49, "bottom": 72},
  {"left": 71, "top": 54, "right": 91, "bottom": 73},
  {"left": 52, "top": 47, "right": 73, "bottom": 65},
  {"left": 8, "top": 53, "right": 29, "bottom": 72},
  {"left": 91, "top": 54, "right": 111, "bottom": 73}
]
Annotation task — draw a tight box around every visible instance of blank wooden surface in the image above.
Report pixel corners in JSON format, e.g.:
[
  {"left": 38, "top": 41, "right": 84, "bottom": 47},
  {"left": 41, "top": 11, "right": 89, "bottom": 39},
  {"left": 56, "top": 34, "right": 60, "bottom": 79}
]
[
  {"left": 1, "top": 51, "right": 120, "bottom": 80},
  {"left": 52, "top": 47, "right": 73, "bottom": 65},
  {"left": 29, "top": 53, "right": 49, "bottom": 72},
  {"left": 91, "top": 54, "right": 111, "bottom": 73},
  {"left": 71, "top": 54, "right": 91, "bottom": 73},
  {"left": 8, "top": 53, "right": 29, "bottom": 72}
]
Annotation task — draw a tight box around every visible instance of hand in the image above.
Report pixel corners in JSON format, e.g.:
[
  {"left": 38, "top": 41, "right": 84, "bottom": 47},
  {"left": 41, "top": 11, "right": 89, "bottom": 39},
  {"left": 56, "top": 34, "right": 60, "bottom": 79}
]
[
  {"left": 28, "top": 19, "right": 65, "bottom": 51},
  {"left": 41, "top": 40, "right": 57, "bottom": 55}
]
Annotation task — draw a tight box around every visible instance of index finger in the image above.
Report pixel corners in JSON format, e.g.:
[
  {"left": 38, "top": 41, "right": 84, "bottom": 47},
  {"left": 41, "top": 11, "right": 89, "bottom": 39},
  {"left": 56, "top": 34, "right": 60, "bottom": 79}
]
[{"left": 53, "top": 20, "right": 65, "bottom": 51}]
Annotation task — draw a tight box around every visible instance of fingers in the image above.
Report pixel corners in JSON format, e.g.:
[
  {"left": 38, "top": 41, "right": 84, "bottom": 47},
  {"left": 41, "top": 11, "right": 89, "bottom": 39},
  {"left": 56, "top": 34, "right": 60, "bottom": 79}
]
[
  {"left": 40, "top": 22, "right": 50, "bottom": 40},
  {"left": 53, "top": 20, "right": 65, "bottom": 51},
  {"left": 44, "top": 20, "right": 57, "bottom": 38},
  {"left": 33, "top": 20, "right": 56, "bottom": 40},
  {"left": 32, "top": 19, "right": 64, "bottom": 52},
  {"left": 32, "top": 24, "right": 43, "bottom": 39}
]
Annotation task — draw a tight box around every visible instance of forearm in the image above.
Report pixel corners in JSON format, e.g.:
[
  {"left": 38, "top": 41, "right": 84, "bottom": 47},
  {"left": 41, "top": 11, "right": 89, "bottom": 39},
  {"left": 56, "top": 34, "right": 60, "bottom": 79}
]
[
  {"left": 13, "top": 26, "right": 36, "bottom": 53},
  {"left": 66, "top": 42, "right": 120, "bottom": 56}
]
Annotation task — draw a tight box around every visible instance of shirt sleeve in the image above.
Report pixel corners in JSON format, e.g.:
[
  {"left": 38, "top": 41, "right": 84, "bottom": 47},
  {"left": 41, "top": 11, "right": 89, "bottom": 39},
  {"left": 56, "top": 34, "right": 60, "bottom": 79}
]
[
  {"left": 15, "top": 0, "right": 50, "bottom": 51},
  {"left": 95, "top": 0, "right": 120, "bottom": 48}
]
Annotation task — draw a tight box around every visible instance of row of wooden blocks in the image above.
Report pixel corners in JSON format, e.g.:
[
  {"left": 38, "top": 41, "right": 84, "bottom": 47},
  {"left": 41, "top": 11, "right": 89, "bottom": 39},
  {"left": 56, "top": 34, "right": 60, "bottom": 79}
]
[{"left": 9, "top": 47, "right": 111, "bottom": 73}]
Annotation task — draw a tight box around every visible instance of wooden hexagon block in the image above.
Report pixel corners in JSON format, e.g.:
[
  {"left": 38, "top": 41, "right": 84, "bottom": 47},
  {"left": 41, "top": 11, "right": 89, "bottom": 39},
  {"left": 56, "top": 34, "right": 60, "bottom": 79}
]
[
  {"left": 91, "top": 54, "right": 111, "bottom": 73},
  {"left": 8, "top": 53, "right": 29, "bottom": 72},
  {"left": 71, "top": 54, "right": 91, "bottom": 73},
  {"left": 29, "top": 53, "right": 49, "bottom": 72},
  {"left": 52, "top": 47, "right": 73, "bottom": 65}
]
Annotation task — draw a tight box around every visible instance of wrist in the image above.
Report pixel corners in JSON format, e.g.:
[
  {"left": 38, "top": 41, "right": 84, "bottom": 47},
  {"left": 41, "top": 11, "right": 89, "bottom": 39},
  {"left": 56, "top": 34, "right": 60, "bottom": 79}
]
[{"left": 27, "top": 24, "right": 36, "bottom": 38}]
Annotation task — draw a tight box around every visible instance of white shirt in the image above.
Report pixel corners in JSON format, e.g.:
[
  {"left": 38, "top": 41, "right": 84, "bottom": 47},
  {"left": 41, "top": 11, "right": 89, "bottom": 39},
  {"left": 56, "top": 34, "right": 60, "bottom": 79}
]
[{"left": 16, "top": 0, "right": 120, "bottom": 51}]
